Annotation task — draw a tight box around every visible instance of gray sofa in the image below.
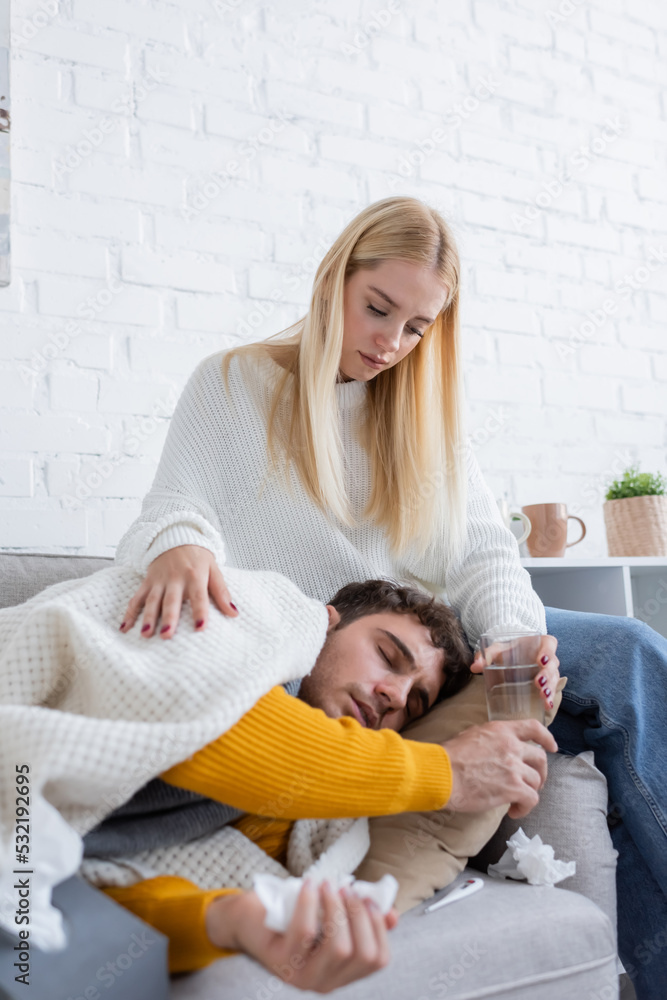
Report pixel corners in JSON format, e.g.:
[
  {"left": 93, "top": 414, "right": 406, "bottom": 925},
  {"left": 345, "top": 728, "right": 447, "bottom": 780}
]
[{"left": 0, "top": 553, "right": 625, "bottom": 1000}]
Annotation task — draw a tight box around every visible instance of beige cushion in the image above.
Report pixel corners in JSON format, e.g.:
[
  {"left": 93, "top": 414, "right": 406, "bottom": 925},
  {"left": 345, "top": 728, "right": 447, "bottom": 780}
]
[{"left": 354, "top": 673, "right": 567, "bottom": 913}]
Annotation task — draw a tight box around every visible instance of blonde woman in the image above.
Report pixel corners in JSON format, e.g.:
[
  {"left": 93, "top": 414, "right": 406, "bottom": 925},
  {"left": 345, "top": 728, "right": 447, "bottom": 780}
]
[{"left": 117, "top": 197, "right": 666, "bottom": 1000}]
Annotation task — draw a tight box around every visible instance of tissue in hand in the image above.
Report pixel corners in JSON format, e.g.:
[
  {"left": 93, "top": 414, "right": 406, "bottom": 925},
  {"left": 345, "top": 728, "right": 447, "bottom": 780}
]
[
  {"left": 253, "top": 872, "right": 399, "bottom": 933},
  {"left": 487, "top": 828, "right": 576, "bottom": 887}
]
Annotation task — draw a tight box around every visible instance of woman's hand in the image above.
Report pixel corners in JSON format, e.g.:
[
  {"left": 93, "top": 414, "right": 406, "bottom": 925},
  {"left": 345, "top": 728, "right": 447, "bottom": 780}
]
[
  {"left": 208, "top": 881, "right": 397, "bottom": 993},
  {"left": 119, "top": 545, "right": 238, "bottom": 639},
  {"left": 470, "top": 634, "right": 560, "bottom": 712}
]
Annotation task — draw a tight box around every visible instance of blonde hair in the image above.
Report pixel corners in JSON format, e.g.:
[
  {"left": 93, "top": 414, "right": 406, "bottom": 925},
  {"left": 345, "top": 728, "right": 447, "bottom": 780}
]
[{"left": 221, "top": 196, "right": 468, "bottom": 566}]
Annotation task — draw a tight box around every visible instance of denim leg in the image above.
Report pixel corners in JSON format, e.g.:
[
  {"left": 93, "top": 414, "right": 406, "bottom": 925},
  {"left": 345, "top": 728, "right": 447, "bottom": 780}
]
[
  {"left": 611, "top": 819, "right": 667, "bottom": 1000},
  {"left": 544, "top": 606, "right": 667, "bottom": 901},
  {"left": 543, "top": 604, "right": 667, "bottom": 1000}
]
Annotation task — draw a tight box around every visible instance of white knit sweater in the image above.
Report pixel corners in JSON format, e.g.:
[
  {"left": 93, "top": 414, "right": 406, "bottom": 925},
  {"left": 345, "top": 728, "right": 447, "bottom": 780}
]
[
  {"left": 116, "top": 349, "right": 546, "bottom": 650},
  {"left": 0, "top": 561, "right": 372, "bottom": 950}
]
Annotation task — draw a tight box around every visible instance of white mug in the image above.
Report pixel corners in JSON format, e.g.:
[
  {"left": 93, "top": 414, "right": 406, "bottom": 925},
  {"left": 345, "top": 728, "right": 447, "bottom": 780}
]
[{"left": 496, "top": 499, "right": 532, "bottom": 545}]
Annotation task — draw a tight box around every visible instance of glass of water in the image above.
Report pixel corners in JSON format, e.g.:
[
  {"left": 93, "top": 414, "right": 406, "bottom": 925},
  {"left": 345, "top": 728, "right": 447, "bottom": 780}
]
[{"left": 479, "top": 629, "right": 545, "bottom": 726}]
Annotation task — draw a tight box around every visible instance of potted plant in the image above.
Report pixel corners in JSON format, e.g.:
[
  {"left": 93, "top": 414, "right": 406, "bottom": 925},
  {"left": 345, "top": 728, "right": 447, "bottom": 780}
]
[{"left": 603, "top": 464, "right": 667, "bottom": 556}]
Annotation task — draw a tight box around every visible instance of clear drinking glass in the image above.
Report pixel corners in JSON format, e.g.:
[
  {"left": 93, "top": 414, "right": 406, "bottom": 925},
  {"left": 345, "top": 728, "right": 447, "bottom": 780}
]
[{"left": 479, "top": 629, "right": 545, "bottom": 726}]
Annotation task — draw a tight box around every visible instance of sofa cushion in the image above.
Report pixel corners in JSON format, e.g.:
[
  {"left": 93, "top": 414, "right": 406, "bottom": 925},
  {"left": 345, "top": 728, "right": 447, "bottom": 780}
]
[
  {"left": 0, "top": 552, "right": 113, "bottom": 609},
  {"left": 471, "top": 749, "right": 618, "bottom": 943},
  {"left": 169, "top": 871, "right": 618, "bottom": 1000}
]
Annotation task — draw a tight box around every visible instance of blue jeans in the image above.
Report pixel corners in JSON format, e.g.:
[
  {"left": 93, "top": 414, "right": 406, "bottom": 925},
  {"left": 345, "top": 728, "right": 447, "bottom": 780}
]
[{"left": 544, "top": 606, "right": 667, "bottom": 1000}]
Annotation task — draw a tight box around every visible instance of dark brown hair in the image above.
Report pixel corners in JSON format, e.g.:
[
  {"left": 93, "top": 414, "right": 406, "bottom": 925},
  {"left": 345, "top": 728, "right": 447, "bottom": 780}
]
[{"left": 328, "top": 578, "right": 474, "bottom": 705}]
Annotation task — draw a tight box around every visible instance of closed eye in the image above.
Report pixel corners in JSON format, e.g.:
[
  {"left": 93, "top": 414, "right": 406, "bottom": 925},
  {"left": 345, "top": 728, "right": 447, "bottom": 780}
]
[
  {"left": 378, "top": 646, "right": 417, "bottom": 721},
  {"left": 367, "top": 303, "right": 424, "bottom": 338},
  {"left": 378, "top": 645, "right": 393, "bottom": 668}
]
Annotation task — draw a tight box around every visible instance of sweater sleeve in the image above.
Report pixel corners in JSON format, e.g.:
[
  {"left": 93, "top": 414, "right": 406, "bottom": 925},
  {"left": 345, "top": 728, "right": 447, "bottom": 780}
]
[
  {"left": 103, "top": 817, "right": 295, "bottom": 974},
  {"left": 114, "top": 352, "right": 231, "bottom": 576},
  {"left": 103, "top": 877, "right": 241, "bottom": 973},
  {"left": 410, "top": 442, "right": 547, "bottom": 652},
  {"left": 160, "top": 685, "right": 453, "bottom": 817}
]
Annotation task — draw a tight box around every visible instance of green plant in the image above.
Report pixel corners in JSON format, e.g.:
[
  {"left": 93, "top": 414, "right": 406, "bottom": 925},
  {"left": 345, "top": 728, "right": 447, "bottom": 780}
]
[{"left": 605, "top": 464, "right": 667, "bottom": 500}]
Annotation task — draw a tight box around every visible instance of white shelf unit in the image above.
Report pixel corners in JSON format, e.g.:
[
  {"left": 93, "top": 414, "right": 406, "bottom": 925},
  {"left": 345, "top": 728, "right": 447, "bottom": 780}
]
[{"left": 520, "top": 557, "right": 667, "bottom": 641}]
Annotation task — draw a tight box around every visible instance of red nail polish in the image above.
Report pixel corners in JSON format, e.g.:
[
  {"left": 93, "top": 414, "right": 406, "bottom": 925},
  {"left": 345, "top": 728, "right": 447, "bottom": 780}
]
[
  {"left": 544, "top": 687, "right": 552, "bottom": 698},
  {"left": 549, "top": 700, "right": 554, "bottom": 708},
  {"left": 141, "top": 624, "right": 150, "bottom": 633},
  {"left": 538, "top": 675, "right": 547, "bottom": 687},
  {"left": 119, "top": 622, "right": 126, "bottom": 631},
  {"left": 540, "top": 655, "right": 549, "bottom": 665},
  {"left": 230, "top": 603, "right": 238, "bottom": 612},
  {"left": 195, "top": 619, "right": 205, "bottom": 628},
  {"left": 160, "top": 625, "right": 170, "bottom": 634}
]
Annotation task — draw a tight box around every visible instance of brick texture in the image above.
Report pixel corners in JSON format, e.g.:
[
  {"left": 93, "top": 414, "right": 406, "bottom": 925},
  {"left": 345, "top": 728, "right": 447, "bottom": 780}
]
[{"left": 0, "top": 0, "right": 665, "bottom": 555}]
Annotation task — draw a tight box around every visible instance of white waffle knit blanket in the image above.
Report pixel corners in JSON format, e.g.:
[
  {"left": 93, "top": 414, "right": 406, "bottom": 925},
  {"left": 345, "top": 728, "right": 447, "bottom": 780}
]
[{"left": 0, "top": 557, "right": 369, "bottom": 950}]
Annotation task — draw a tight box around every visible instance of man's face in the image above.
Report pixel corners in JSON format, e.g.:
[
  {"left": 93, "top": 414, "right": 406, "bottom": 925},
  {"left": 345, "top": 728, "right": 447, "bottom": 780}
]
[{"left": 299, "top": 608, "right": 446, "bottom": 732}]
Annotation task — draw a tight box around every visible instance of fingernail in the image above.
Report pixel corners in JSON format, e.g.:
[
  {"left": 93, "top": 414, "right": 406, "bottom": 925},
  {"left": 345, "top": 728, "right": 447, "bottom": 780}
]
[
  {"left": 538, "top": 675, "right": 547, "bottom": 687},
  {"left": 540, "top": 655, "right": 549, "bottom": 665},
  {"left": 119, "top": 622, "right": 126, "bottom": 631},
  {"left": 160, "top": 625, "right": 170, "bottom": 634},
  {"left": 364, "top": 897, "right": 380, "bottom": 912},
  {"left": 544, "top": 687, "right": 552, "bottom": 698},
  {"left": 195, "top": 619, "right": 204, "bottom": 629},
  {"left": 549, "top": 700, "right": 554, "bottom": 708},
  {"left": 141, "top": 624, "right": 150, "bottom": 633},
  {"left": 230, "top": 603, "right": 238, "bottom": 612}
]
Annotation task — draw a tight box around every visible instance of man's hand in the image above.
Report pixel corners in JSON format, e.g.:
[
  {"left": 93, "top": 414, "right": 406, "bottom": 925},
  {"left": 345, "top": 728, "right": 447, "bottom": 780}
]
[
  {"left": 442, "top": 719, "right": 558, "bottom": 819},
  {"left": 207, "top": 881, "right": 398, "bottom": 994}
]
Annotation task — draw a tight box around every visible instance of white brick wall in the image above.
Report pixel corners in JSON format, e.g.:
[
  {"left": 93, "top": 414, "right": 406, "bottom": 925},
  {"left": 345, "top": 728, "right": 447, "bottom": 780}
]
[{"left": 1, "top": 0, "right": 666, "bottom": 558}]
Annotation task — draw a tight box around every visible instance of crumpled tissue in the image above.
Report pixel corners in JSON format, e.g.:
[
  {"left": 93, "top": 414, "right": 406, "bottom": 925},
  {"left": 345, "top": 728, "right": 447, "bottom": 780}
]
[
  {"left": 253, "top": 872, "right": 399, "bottom": 933},
  {"left": 487, "top": 828, "right": 576, "bottom": 887}
]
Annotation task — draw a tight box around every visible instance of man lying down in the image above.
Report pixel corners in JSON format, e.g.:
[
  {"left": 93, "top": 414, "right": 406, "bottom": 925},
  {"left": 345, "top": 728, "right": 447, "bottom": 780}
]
[{"left": 0, "top": 562, "right": 559, "bottom": 994}]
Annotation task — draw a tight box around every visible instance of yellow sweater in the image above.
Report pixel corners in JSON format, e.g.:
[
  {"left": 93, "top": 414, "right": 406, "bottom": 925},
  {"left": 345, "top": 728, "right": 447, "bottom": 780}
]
[{"left": 103, "top": 685, "right": 452, "bottom": 973}]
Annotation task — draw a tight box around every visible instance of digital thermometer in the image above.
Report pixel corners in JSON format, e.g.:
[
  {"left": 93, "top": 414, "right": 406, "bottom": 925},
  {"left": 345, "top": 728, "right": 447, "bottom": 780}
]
[{"left": 423, "top": 877, "right": 484, "bottom": 914}]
